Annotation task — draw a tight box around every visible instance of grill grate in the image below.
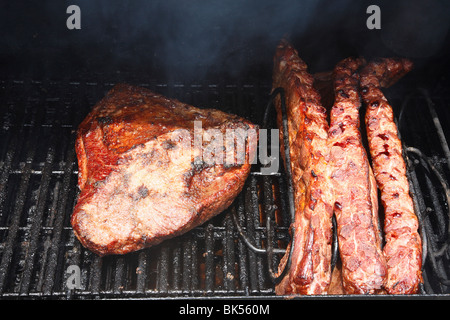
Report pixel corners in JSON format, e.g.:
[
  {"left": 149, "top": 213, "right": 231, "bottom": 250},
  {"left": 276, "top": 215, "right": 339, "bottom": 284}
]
[
  {"left": 0, "top": 77, "right": 449, "bottom": 298},
  {"left": 399, "top": 88, "right": 450, "bottom": 294}
]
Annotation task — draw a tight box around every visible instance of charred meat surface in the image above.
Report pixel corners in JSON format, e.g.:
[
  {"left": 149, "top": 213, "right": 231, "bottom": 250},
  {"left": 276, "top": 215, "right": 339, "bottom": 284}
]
[
  {"left": 72, "top": 84, "right": 257, "bottom": 256},
  {"left": 360, "top": 58, "right": 422, "bottom": 294},
  {"left": 328, "top": 57, "right": 387, "bottom": 294},
  {"left": 272, "top": 39, "right": 334, "bottom": 295}
]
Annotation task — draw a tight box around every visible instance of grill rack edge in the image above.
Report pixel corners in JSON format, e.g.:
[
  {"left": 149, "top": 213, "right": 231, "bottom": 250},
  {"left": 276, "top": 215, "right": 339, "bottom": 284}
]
[{"left": 0, "top": 78, "right": 449, "bottom": 299}]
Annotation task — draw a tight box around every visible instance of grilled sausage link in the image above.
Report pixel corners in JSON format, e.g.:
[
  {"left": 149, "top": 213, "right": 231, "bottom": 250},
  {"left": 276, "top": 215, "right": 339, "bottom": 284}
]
[
  {"left": 360, "top": 58, "right": 422, "bottom": 294},
  {"left": 328, "top": 57, "right": 387, "bottom": 294},
  {"left": 273, "top": 39, "right": 334, "bottom": 295}
]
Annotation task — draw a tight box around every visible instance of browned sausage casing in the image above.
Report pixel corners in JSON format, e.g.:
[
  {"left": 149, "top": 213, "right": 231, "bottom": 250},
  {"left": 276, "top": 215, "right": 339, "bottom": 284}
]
[
  {"left": 328, "top": 57, "right": 387, "bottom": 294},
  {"left": 360, "top": 58, "right": 423, "bottom": 294}
]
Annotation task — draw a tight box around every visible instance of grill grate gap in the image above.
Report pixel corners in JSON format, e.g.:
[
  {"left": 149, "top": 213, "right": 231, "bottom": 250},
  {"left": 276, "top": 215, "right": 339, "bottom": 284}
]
[{"left": 0, "top": 78, "right": 449, "bottom": 298}]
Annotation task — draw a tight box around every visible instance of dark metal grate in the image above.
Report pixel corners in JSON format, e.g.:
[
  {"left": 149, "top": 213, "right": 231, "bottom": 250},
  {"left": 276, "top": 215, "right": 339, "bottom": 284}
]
[
  {"left": 0, "top": 78, "right": 290, "bottom": 299},
  {"left": 398, "top": 88, "right": 450, "bottom": 294},
  {"left": 0, "top": 77, "right": 449, "bottom": 299}
]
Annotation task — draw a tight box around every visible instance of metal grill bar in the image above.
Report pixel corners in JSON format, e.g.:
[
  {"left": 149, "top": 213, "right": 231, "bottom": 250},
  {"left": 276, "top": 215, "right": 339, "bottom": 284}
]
[
  {"left": 422, "top": 88, "right": 450, "bottom": 175},
  {"left": 0, "top": 105, "right": 44, "bottom": 293},
  {"left": 18, "top": 123, "right": 57, "bottom": 295},
  {"left": 232, "top": 87, "right": 295, "bottom": 285},
  {"left": 0, "top": 79, "right": 449, "bottom": 299},
  {"left": 42, "top": 146, "right": 77, "bottom": 295},
  {"left": 397, "top": 88, "right": 450, "bottom": 294}
]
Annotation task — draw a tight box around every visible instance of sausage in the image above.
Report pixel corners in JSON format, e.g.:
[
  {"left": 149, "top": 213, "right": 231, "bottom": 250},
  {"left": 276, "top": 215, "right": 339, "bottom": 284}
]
[
  {"left": 272, "top": 39, "right": 334, "bottom": 295},
  {"left": 328, "top": 57, "right": 387, "bottom": 294},
  {"left": 360, "top": 58, "right": 422, "bottom": 294}
]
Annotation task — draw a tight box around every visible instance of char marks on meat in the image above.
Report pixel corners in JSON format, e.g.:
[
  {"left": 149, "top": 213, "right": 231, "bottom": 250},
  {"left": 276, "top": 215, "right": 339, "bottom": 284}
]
[
  {"left": 360, "top": 58, "right": 423, "bottom": 294},
  {"left": 328, "top": 57, "right": 387, "bottom": 294},
  {"left": 72, "top": 84, "right": 257, "bottom": 256},
  {"left": 273, "top": 39, "right": 334, "bottom": 295}
]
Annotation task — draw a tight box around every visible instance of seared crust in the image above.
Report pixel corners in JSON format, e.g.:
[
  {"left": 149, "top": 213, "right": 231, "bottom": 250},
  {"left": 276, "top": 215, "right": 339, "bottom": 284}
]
[
  {"left": 73, "top": 84, "right": 257, "bottom": 256},
  {"left": 328, "top": 57, "right": 387, "bottom": 294},
  {"left": 360, "top": 58, "right": 422, "bottom": 294},
  {"left": 273, "top": 40, "right": 333, "bottom": 295}
]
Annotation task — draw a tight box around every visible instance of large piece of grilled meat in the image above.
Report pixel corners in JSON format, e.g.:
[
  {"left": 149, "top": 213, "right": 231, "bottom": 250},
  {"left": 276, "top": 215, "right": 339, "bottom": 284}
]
[{"left": 72, "top": 84, "right": 257, "bottom": 256}]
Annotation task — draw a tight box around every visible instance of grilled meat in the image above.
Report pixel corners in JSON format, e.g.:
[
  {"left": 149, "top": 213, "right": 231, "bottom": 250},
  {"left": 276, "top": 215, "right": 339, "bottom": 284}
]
[
  {"left": 360, "top": 58, "right": 422, "bottom": 294},
  {"left": 72, "top": 84, "right": 257, "bottom": 256},
  {"left": 273, "top": 39, "right": 334, "bottom": 295},
  {"left": 328, "top": 57, "right": 387, "bottom": 294}
]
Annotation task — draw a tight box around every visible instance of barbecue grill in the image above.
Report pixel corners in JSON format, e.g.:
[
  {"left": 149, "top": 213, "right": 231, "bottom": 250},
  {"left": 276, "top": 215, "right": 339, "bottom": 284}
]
[{"left": 1, "top": 0, "right": 449, "bottom": 300}]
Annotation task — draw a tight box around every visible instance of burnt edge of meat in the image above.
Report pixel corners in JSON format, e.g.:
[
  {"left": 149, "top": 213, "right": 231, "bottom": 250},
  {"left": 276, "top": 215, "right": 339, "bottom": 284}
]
[{"left": 72, "top": 83, "right": 257, "bottom": 256}]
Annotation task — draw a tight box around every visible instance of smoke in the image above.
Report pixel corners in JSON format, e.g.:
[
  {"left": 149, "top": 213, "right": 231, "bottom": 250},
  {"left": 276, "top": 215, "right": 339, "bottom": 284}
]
[
  {"left": 380, "top": 0, "right": 450, "bottom": 59},
  {"left": 0, "top": 0, "right": 449, "bottom": 81},
  {"left": 69, "top": 0, "right": 331, "bottom": 80}
]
